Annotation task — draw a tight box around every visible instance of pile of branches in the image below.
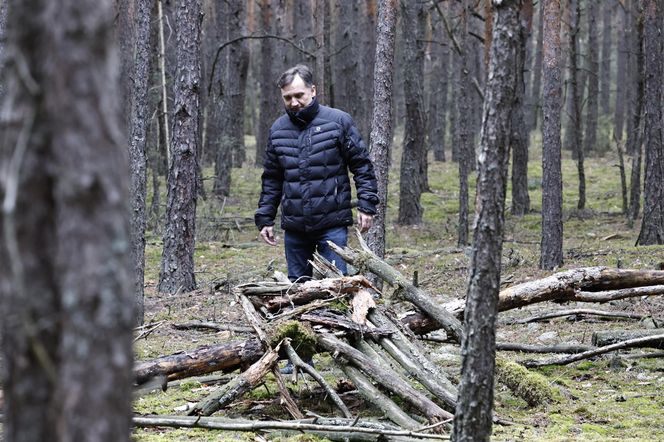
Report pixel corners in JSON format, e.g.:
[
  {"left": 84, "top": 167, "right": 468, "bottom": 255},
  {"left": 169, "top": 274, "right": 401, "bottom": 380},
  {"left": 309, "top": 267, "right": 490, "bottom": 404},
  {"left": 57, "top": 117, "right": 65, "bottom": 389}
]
[{"left": 134, "top": 233, "right": 664, "bottom": 440}]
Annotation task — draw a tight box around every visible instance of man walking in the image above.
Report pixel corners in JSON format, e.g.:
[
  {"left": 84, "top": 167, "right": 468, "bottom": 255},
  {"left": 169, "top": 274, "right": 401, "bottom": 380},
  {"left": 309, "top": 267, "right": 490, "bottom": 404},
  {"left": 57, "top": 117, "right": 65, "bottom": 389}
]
[{"left": 255, "top": 64, "right": 379, "bottom": 281}]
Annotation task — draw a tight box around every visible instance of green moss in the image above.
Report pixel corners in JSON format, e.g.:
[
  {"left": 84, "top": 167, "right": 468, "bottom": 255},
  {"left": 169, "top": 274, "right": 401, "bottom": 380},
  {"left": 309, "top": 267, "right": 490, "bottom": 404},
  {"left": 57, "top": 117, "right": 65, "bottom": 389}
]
[
  {"left": 496, "top": 356, "right": 561, "bottom": 407},
  {"left": 268, "top": 320, "right": 317, "bottom": 360}
]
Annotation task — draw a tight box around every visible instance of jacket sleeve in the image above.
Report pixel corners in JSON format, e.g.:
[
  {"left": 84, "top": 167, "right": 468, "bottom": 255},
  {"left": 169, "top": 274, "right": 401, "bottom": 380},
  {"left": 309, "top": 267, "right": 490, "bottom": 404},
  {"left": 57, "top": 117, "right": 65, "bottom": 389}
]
[
  {"left": 341, "top": 115, "right": 380, "bottom": 215},
  {"left": 254, "top": 138, "right": 283, "bottom": 229}
]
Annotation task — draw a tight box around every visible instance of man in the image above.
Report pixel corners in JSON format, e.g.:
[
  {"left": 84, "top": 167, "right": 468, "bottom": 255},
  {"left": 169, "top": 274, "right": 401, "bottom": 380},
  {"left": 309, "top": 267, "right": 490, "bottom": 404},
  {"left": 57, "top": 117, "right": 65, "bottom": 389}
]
[{"left": 255, "top": 64, "right": 379, "bottom": 281}]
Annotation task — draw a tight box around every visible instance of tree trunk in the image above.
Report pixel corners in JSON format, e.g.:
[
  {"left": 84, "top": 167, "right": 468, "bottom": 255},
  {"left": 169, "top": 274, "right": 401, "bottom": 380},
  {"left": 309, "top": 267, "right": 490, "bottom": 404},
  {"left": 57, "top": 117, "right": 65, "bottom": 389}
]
[
  {"left": 539, "top": 0, "right": 564, "bottom": 270},
  {"left": 456, "top": 0, "right": 472, "bottom": 246},
  {"left": 636, "top": 0, "right": 664, "bottom": 245},
  {"left": 592, "top": 329, "right": 664, "bottom": 348},
  {"left": 255, "top": 0, "right": 276, "bottom": 166},
  {"left": 569, "top": 0, "right": 586, "bottom": 210},
  {"left": 510, "top": 0, "right": 533, "bottom": 216},
  {"left": 452, "top": 2, "right": 521, "bottom": 440},
  {"left": 529, "top": 0, "right": 544, "bottom": 130},
  {"left": 397, "top": 0, "right": 426, "bottom": 225},
  {"left": 584, "top": 0, "right": 599, "bottom": 154},
  {"left": 613, "top": 2, "right": 628, "bottom": 141},
  {"left": 158, "top": 0, "right": 202, "bottom": 293},
  {"left": 365, "top": 0, "right": 397, "bottom": 261},
  {"left": 428, "top": 17, "right": 450, "bottom": 163},
  {"left": 628, "top": 5, "right": 645, "bottom": 222},
  {"left": 599, "top": 0, "right": 613, "bottom": 117},
  {"left": 124, "top": 0, "right": 154, "bottom": 326},
  {"left": 0, "top": 0, "right": 134, "bottom": 439}
]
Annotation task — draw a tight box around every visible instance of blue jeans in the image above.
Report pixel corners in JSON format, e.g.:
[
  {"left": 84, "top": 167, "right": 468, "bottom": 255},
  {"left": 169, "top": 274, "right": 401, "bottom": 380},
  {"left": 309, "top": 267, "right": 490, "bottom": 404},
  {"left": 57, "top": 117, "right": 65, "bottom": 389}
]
[{"left": 284, "top": 226, "right": 348, "bottom": 281}]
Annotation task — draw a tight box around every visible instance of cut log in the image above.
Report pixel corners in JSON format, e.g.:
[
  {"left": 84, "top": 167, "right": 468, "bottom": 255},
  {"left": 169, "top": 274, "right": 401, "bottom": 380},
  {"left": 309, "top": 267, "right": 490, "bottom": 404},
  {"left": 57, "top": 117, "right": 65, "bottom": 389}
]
[
  {"left": 591, "top": 329, "right": 664, "bottom": 348},
  {"left": 501, "top": 308, "right": 649, "bottom": 324},
  {"left": 134, "top": 339, "right": 263, "bottom": 385},
  {"left": 190, "top": 342, "right": 282, "bottom": 416}
]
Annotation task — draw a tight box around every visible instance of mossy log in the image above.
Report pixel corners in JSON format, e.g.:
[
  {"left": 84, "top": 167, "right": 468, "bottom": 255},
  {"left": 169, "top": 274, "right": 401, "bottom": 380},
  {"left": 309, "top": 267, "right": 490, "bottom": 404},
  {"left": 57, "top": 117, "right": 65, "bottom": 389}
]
[{"left": 495, "top": 356, "right": 559, "bottom": 407}]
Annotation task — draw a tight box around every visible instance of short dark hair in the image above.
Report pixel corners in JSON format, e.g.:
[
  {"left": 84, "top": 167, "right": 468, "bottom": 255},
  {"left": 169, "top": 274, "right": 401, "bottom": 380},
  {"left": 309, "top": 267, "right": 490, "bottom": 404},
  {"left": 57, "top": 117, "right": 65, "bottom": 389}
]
[{"left": 277, "top": 64, "right": 314, "bottom": 88}]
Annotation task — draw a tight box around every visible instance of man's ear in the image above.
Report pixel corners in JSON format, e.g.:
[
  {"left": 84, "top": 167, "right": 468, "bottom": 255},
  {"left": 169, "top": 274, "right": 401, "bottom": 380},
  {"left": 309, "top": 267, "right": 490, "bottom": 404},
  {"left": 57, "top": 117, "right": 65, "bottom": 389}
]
[{"left": 311, "top": 85, "right": 317, "bottom": 97}]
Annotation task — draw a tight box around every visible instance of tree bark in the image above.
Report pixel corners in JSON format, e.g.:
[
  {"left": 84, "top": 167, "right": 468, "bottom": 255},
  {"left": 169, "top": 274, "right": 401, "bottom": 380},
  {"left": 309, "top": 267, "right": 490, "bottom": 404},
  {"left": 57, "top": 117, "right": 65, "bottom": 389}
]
[
  {"left": 592, "top": 329, "right": 664, "bottom": 348},
  {"left": 0, "top": 0, "right": 134, "bottom": 439},
  {"left": 453, "top": 2, "right": 521, "bottom": 440},
  {"left": 529, "top": 0, "right": 544, "bottom": 130},
  {"left": 539, "top": 0, "right": 564, "bottom": 270},
  {"left": 397, "top": 0, "right": 427, "bottom": 226},
  {"left": 584, "top": 0, "right": 599, "bottom": 154},
  {"left": 599, "top": 0, "right": 613, "bottom": 117},
  {"left": 636, "top": 0, "right": 664, "bottom": 245},
  {"left": 569, "top": 0, "right": 586, "bottom": 210},
  {"left": 510, "top": 0, "right": 533, "bottom": 216},
  {"left": 628, "top": 3, "right": 644, "bottom": 222},
  {"left": 428, "top": 17, "right": 450, "bottom": 163},
  {"left": 365, "top": 0, "right": 397, "bottom": 262},
  {"left": 613, "top": 2, "right": 629, "bottom": 141},
  {"left": 158, "top": 0, "right": 203, "bottom": 293}
]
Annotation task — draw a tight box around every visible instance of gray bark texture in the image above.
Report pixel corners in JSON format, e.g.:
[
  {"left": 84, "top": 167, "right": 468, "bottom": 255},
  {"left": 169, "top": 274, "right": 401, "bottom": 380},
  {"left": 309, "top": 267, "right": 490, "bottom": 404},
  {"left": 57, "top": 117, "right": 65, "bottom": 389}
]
[
  {"left": 510, "top": 0, "right": 533, "bottom": 216},
  {"left": 125, "top": 0, "right": 154, "bottom": 325},
  {"left": 0, "top": 0, "right": 134, "bottom": 440},
  {"left": 455, "top": 0, "right": 472, "bottom": 245},
  {"left": 584, "top": 0, "right": 599, "bottom": 153},
  {"left": 397, "top": 0, "right": 427, "bottom": 225},
  {"left": 539, "top": 0, "right": 564, "bottom": 270},
  {"left": 255, "top": 0, "right": 279, "bottom": 166},
  {"left": 365, "top": 0, "right": 398, "bottom": 260},
  {"left": 636, "top": 0, "right": 664, "bottom": 245},
  {"left": 428, "top": 16, "right": 450, "bottom": 163},
  {"left": 158, "top": 0, "right": 203, "bottom": 293},
  {"left": 569, "top": 0, "right": 586, "bottom": 210},
  {"left": 452, "top": 1, "right": 521, "bottom": 440},
  {"left": 613, "top": 2, "right": 628, "bottom": 141},
  {"left": 628, "top": 5, "right": 644, "bottom": 222},
  {"left": 529, "top": 0, "right": 544, "bottom": 130},
  {"left": 599, "top": 0, "right": 613, "bottom": 116}
]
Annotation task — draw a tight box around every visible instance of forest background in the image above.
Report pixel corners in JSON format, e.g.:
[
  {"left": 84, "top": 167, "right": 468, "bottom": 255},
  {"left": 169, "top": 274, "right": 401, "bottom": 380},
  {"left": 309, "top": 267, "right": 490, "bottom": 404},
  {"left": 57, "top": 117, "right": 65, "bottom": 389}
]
[{"left": 1, "top": 0, "right": 664, "bottom": 441}]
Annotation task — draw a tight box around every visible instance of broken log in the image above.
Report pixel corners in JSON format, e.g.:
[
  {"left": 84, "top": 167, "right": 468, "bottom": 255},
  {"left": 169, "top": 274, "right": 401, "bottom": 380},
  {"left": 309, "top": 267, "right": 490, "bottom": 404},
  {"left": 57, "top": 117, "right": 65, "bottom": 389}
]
[
  {"left": 134, "top": 339, "right": 263, "bottom": 385},
  {"left": 316, "top": 332, "right": 454, "bottom": 423},
  {"left": 172, "top": 321, "right": 255, "bottom": 334},
  {"left": 501, "top": 308, "right": 649, "bottom": 325},
  {"left": 190, "top": 342, "right": 282, "bottom": 416},
  {"left": 496, "top": 342, "right": 593, "bottom": 354},
  {"left": 592, "top": 329, "right": 664, "bottom": 348}
]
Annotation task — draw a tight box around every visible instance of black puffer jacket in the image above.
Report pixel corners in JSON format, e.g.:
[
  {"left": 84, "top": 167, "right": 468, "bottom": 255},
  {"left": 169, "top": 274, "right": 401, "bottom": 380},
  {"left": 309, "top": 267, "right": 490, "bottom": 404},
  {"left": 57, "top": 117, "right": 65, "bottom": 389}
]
[{"left": 255, "top": 98, "right": 379, "bottom": 232}]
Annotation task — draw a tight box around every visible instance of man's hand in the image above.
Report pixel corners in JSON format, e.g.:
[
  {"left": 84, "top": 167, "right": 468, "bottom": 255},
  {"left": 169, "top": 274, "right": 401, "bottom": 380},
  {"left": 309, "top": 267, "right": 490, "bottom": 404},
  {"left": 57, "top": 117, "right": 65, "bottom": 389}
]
[
  {"left": 259, "top": 226, "right": 277, "bottom": 246},
  {"left": 357, "top": 211, "right": 374, "bottom": 233}
]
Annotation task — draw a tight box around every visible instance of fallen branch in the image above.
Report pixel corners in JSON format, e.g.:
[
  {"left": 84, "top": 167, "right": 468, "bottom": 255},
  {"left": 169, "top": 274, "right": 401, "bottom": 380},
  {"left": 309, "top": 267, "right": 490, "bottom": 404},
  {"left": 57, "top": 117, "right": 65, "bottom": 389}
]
[
  {"left": 496, "top": 342, "right": 593, "bottom": 354},
  {"left": 172, "top": 321, "right": 254, "bottom": 334},
  {"left": 283, "top": 339, "right": 352, "bottom": 419},
  {"left": 592, "top": 329, "right": 664, "bottom": 348},
  {"left": 133, "top": 414, "right": 450, "bottom": 440},
  {"left": 501, "top": 308, "right": 649, "bottom": 324},
  {"left": 522, "top": 333, "right": 664, "bottom": 367}
]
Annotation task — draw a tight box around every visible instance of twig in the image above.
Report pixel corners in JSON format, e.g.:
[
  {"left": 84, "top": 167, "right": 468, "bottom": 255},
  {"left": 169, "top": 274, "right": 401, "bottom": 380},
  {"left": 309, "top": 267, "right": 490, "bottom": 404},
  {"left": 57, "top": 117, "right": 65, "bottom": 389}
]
[
  {"left": 522, "top": 333, "right": 664, "bottom": 367},
  {"left": 501, "top": 308, "right": 648, "bottom": 325},
  {"left": 283, "top": 339, "right": 352, "bottom": 419},
  {"left": 272, "top": 367, "right": 305, "bottom": 419},
  {"left": 133, "top": 321, "right": 165, "bottom": 342},
  {"left": 171, "top": 321, "right": 254, "bottom": 334},
  {"left": 496, "top": 342, "right": 593, "bottom": 354}
]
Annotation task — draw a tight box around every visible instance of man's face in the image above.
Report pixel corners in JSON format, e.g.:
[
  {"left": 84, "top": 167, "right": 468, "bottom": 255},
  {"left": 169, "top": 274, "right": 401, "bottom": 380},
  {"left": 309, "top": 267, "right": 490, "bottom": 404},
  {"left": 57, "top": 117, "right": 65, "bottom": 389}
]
[{"left": 281, "top": 74, "right": 316, "bottom": 112}]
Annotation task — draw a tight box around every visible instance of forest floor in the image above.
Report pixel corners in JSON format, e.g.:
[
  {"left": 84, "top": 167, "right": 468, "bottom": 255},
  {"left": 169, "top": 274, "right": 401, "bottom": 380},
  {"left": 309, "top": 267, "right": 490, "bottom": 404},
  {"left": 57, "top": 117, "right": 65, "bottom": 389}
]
[{"left": 31, "top": 136, "right": 657, "bottom": 441}]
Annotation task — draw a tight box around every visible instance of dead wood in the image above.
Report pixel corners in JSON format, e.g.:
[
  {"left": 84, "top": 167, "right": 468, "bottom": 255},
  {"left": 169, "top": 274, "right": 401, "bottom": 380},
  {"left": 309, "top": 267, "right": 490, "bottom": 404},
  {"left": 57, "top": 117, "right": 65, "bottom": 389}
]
[
  {"left": 592, "top": 329, "right": 664, "bottom": 348},
  {"left": 368, "top": 310, "right": 458, "bottom": 409},
  {"left": 172, "top": 321, "right": 254, "bottom": 334},
  {"left": 316, "top": 332, "right": 454, "bottom": 423},
  {"left": 189, "top": 342, "right": 282, "bottom": 416},
  {"left": 496, "top": 342, "right": 594, "bottom": 354},
  {"left": 329, "top": 236, "right": 464, "bottom": 342},
  {"left": 134, "top": 339, "right": 263, "bottom": 385},
  {"left": 133, "top": 414, "right": 450, "bottom": 441},
  {"left": 501, "top": 308, "right": 649, "bottom": 325},
  {"left": 272, "top": 367, "right": 305, "bottom": 419},
  {"left": 495, "top": 356, "right": 559, "bottom": 407},
  {"left": 522, "top": 333, "right": 664, "bottom": 367},
  {"left": 283, "top": 339, "right": 352, "bottom": 419},
  {"left": 342, "top": 365, "right": 421, "bottom": 430},
  {"left": 301, "top": 310, "right": 393, "bottom": 337}
]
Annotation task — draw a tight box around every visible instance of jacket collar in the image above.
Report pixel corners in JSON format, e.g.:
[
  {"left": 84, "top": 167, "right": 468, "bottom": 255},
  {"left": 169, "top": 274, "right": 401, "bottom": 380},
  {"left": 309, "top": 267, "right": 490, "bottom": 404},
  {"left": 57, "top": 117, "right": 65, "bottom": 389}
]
[{"left": 286, "top": 97, "right": 320, "bottom": 127}]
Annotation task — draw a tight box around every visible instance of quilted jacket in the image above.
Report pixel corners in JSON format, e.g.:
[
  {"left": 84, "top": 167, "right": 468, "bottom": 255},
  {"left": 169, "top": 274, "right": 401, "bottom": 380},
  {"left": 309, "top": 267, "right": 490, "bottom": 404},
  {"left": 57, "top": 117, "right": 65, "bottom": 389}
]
[{"left": 255, "top": 98, "right": 379, "bottom": 232}]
